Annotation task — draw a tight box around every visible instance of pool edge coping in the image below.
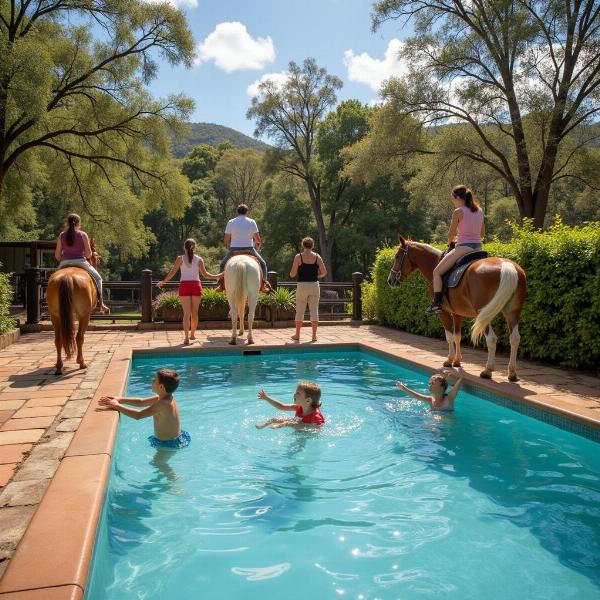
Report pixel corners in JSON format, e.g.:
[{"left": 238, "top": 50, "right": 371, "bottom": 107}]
[{"left": 0, "top": 340, "right": 598, "bottom": 598}]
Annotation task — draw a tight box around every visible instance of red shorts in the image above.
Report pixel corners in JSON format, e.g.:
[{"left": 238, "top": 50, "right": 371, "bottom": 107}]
[{"left": 178, "top": 280, "right": 202, "bottom": 297}]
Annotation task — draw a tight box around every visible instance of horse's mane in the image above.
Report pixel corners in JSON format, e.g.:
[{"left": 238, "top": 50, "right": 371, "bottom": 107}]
[{"left": 409, "top": 241, "right": 442, "bottom": 256}]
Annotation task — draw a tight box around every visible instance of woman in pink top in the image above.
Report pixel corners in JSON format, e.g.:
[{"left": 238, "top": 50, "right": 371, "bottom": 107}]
[
  {"left": 157, "top": 239, "right": 221, "bottom": 345},
  {"left": 54, "top": 213, "right": 109, "bottom": 313},
  {"left": 426, "top": 185, "right": 485, "bottom": 315}
]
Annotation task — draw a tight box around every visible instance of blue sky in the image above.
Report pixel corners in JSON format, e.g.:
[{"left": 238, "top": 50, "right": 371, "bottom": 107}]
[{"left": 147, "top": 0, "right": 412, "bottom": 138}]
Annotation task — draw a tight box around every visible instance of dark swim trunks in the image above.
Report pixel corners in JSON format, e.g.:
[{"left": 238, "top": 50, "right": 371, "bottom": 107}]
[{"left": 148, "top": 430, "right": 191, "bottom": 449}]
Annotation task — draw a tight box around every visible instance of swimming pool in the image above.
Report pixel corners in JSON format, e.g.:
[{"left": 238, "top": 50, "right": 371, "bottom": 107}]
[{"left": 85, "top": 349, "right": 600, "bottom": 599}]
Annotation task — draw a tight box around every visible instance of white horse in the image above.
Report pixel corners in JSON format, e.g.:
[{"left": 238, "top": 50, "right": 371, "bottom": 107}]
[{"left": 224, "top": 255, "right": 261, "bottom": 345}]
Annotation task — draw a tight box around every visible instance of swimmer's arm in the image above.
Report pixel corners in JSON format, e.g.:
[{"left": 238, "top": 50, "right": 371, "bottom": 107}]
[
  {"left": 258, "top": 389, "right": 296, "bottom": 411},
  {"left": 395, "top": 381, "right": 432, "bottom": 404},
  {"left": 106, "top": 401, "right": 162, "bottom": 420},
  {"left": 99, "top": 395, "right": 158, "bottom": 407},
  {"left": 447, "top": 378, "right": 464, "bottom": 402}
]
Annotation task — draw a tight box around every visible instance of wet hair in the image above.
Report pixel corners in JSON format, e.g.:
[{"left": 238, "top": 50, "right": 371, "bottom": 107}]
[
  {"left": 452, "top": 185, "right": 480, "bottom": 212},
  {"left": 301, "top": 237, "right": 314, "bottom": 249},
  {"left": 156, "top": 369, "right": 180, "bottom": 394},
  {"left": 297, "top": 381, "right": 322, "bottom": 408},
  {"left": 65, "top": 213, "right": 81, "bottom": 246},
  {"left": 429, "top": 374, "right": 449, "bottom": 392},
  {"left": 184, "top": 238, "right": 196, "bottom": 264},
  {"left": 237, "top": 204, "right": 249, "bottom": 215}
]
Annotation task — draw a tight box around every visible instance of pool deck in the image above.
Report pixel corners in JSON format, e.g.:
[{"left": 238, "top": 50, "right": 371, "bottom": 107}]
[{"left": 0, "top": 325, "right": 598, "bottom": 598}]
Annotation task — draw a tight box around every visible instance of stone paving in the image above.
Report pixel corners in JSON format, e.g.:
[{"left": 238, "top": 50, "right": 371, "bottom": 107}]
[{"left": 0, "top": 325, "right": 599, "bottom": 581}]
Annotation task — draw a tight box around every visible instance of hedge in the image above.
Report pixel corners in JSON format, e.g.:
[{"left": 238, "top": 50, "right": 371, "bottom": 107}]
[
  {"left": 0, "top": 272, "right": 17, "bottom": 335},
  {"left": 371, "top": 220, "right": 600, "bottom": 373}
]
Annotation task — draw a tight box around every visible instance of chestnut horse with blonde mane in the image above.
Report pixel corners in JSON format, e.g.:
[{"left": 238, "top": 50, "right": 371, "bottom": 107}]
[
  {"left": 388, "top": 235, "right": 526, "bottom": 381},
  {"left": 46, "top": 241, "right": 100, "bottom": 375}
]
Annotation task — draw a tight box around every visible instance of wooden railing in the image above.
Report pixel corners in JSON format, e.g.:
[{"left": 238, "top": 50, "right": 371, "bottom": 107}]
[{"left": 24, "top": 268, "right": 364, "bottom": 325}]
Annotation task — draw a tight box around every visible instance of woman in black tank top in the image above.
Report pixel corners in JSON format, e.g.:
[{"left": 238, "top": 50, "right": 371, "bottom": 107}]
[{"left": 289, "top": 237, "right": 327, "bottom": 342}]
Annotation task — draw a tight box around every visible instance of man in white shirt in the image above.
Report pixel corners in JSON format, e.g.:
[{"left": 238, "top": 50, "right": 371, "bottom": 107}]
[{"left": 218, "top": 204, "right": 270, "bottom": 291}]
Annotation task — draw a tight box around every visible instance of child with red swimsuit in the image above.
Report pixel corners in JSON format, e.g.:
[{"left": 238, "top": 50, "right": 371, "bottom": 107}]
[{"left": 256, "top": 381, "right": 325, "bottom": 429}]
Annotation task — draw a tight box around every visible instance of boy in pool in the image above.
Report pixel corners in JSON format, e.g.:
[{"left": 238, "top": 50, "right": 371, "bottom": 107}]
[
  {"left": 395, "top": 370, "right": 464, "bottom": 412},
  {"left": 256, "top": 381, "right": 325, "bottom": 429},
  {"left": 99, "top": 368, "right": 190, "bottom": 448}
]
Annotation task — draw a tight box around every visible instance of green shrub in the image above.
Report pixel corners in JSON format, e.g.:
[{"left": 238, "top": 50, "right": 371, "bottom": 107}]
[
  {"left": 258, "top": 287, "right": 296, "bottom": 310},
  {"left": 372, "top": 219, "right": 600, "bottom": 372},
  {"left": 360, "top": 280, "right": 377, "bottom": 321},
  {"left": 0, "top": 272, "right": 17, "bottom": 335},
  {"left": 152, "top": 291, "right": 181, "bottom": 316},
  {"left": 200, "top": 288, "right": 228, "bottom": 310}
]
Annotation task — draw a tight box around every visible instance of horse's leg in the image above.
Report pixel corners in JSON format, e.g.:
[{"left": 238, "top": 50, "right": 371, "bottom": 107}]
[
  {"left": 237, "top": 295, "right": 246, "bottom": 336},
  {"left": 76, "top": 314, "right": 89, "bottom": 369},
  {"left": 50, "top": 315, "right": 63, "bottom": 376},
  {"left": 480, "top": 325, "right": 497, "bottom": 379},
  {"left": 247, "top": 293, "right": 258, "bottom": 345},
  {"left": 452, "top": 315, "right": 463, "bottom": 367},
  {"left": 439, "top": 312, "right": 455, "bottom": 367},
  {"left": 228, "top": 296, "right": 238, "bottom": 345},
  {"left": 504, "top": 310, "right": 521, "bottom": 382}
]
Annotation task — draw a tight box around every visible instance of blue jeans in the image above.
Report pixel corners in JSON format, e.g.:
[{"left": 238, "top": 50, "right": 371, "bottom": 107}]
[
  {"left": 457, "top": 243, "right": 482, "bottom": 250},
  {"left": 220, "top": 247, "right": 268, "bottom": 279}
]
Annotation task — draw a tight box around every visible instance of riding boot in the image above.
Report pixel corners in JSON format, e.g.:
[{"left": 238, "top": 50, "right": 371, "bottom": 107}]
[{"left": 425, "top": 292, "right": 443, "bottom": 315}]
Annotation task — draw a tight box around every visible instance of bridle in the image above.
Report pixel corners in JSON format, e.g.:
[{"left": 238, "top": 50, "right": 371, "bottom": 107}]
[{"left": 389, "top": 245, "right": 412, "bottom": 286}]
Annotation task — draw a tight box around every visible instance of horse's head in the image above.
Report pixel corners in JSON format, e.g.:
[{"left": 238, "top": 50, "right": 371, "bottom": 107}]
[{"left": 387, "top": 234, "right": 416, "bottom": 288}]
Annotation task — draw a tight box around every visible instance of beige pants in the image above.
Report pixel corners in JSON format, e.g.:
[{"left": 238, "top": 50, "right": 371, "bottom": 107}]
[{"left": 295, "top": 281, "right": 320, "bottom": 321}]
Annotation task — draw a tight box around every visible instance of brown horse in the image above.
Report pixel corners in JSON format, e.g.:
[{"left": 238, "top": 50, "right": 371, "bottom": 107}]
[
  {"left": 46, "top": 242, "right": 100, "bottom": 375},
  {"left": 388, "top": 235, "right": 526, "bottom": 381}
]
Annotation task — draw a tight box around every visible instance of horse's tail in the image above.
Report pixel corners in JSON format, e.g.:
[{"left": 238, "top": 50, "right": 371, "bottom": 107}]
[
  {"left": 59, "top": 275, "right": 76, "bottom": 358},
  {"left": 236, "top": 260, "right": 247, "bottom": 309},
  {"left": 471, "top": 261, "right": 519, "bottom": 345}
]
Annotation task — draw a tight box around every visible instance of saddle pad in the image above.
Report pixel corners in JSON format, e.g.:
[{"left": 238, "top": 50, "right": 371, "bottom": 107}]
[{"left": 444, "top": 258, "right": 483, "bottom": 289}]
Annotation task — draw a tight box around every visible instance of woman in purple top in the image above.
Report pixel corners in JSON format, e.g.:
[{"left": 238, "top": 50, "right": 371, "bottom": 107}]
[
  {"left": 54, "top": 213, "right": 109, "bottom": 313},
  {"left": 426, "top": 185, "right": 485, "bottom": 315}
]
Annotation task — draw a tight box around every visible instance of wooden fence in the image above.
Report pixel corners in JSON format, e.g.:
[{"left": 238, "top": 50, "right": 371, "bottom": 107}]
[{"left": 24, "top": 268, "right": 364, "bottom": 325}]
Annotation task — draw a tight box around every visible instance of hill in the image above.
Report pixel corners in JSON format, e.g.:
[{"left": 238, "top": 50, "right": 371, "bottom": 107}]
[{"left": 172, "top": 122, "right": 269, "bottom": 157}]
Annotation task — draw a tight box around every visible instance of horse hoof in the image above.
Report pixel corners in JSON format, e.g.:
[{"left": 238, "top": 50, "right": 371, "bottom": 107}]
[
  {"left": 229, "top": 340, "right": 237, "bottom": 346},
  {"left": 508, "top": 373, "right": 519, "bottom": 382},
  {"left": 452, "top": 361, "right": 461, "bottom": 367},
  {"left": 54, "top": 370, "right": 62, "bottom": 376},
  {"left": 247, "top": 339, "right": 254, "bottom": 345},
  {"left": 480, "top": 370, "right": 492, "bottom": 379},
  {"left": 443, "top": 360, "right": 453, "bottom": 368},
  {"left": 79, "top": 363, "right": 87, "bottom": 370}
]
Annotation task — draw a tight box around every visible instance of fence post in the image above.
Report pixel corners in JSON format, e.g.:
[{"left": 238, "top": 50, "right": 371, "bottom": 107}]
[
  {"left": 141, "top": 269, "right": 153, "bottom": 323},
  {"left": 352, "top": 272, "right": 363, "bottom": 321},
  {"left": 26, "top": 267, "right": 41, "bottom": 324},
  {"left": 267, "top": 270, "right": 278, "bottom": 291}
]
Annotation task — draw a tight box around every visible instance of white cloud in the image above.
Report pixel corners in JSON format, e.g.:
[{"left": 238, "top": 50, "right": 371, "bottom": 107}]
[
  {"left": 344, "top": 39, "right": 409, "bottom": 91},
  {"left": 195, "top": 22, "right": 275, "bottom": 72},
  {"left": 246, "top": 71, "right": 290, "bottom": 98},
  {"left": 143, "top": 0, "right": 198, "bottom": 7}
]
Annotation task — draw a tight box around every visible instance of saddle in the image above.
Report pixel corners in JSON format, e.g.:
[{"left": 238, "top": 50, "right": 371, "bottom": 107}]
[{"left": 442, "top": 250, "right": 488, "bottom": 292}]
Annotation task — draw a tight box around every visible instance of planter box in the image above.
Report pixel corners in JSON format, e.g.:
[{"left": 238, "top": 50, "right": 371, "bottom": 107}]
[
  {"left": 0, "top": 328, "right": 20, "bottom": 350},
  {"left": 157, "top": 307, "right": 183, "bottom": 322},
  {"left": 199, "top": 305, "right": 229, "bottom": 321}
]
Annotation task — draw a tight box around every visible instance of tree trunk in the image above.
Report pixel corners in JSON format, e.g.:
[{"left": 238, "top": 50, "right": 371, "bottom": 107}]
[{"left": 305, "top": 175, "right": 333, "bottom": 281}]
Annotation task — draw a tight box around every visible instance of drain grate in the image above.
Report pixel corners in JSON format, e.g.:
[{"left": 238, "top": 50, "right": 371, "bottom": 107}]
[{"left": 243, "top": 350, "right": 262, "bottom": 356}]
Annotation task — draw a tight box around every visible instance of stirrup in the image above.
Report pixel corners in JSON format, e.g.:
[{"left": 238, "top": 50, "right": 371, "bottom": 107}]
[{"left": 425, "top": 302, "right": 442, "bottom": 315}]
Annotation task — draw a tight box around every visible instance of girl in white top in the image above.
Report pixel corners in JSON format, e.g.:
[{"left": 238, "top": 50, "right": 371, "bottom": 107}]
[{"left": 157, "top": 239, "right": 221, "bottom": 345}]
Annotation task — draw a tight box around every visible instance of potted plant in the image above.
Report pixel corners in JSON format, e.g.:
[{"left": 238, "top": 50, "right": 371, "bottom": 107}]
[
  {"left": 199, "top": 288, "right": 229, "bottom": 321},
  {"left": 152, "top": 291, "right": 182, "bottom": 322},
  {"left": 259, "top": 287, "right": 296, "bottom": 322}
]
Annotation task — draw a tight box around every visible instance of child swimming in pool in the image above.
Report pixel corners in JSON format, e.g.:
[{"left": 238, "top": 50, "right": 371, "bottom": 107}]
[
  {"left": 256, "top": 381, "right": 325, "bottom": 429},
  {"left": 395, "top": 370, "right": 464, "bottom": 412},
  {"left": 99, "top": 368, "right": 190, "bottom": 448}
]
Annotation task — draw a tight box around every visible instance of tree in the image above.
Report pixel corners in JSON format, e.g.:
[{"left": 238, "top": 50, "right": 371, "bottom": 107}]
[
  {"left": 0, "top": 0, "right": 195, "bottom": 236},
  {"left": 212, "top": 147, "right": 266, "bottom": 218},
  {"left": 372, "top": 0, "right": 600, "bottom": 228},
  {"left": 247, "top": 58, "right": 343, "bottom": 279}
]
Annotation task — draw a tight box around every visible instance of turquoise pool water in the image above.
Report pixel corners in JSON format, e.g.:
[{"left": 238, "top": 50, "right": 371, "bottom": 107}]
[{"left": 85, "top": 350, "right": 600, "bottom": 600}]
